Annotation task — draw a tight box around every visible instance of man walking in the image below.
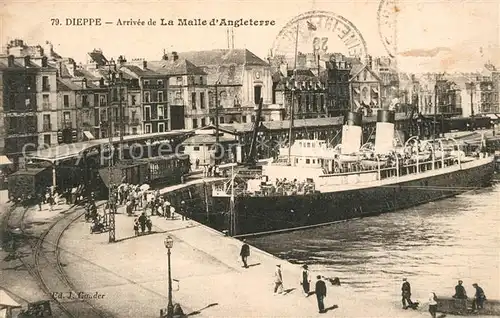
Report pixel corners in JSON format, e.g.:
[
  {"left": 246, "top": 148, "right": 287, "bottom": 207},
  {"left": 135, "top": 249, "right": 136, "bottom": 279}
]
[
  {"left": 239, "top": 240, "right": 250, "bottom": 268},
  {"left": 300, "top": 264, "right": 311, "bottom": 296},
  {"left": 472, "top": 283, "right": 486, "bottom": 311},
  {"left": 315, "top": 275, "right": 327, "bottom": 313},
  {"left": 273, "top": 265, "right": 284, "bottom": 295},
  {"left": 402, "top": 278, "right": 414, "bottom": 309}
]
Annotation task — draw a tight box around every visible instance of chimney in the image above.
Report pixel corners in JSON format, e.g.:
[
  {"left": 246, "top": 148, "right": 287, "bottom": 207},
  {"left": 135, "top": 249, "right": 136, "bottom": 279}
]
[
  {"left": 143, "top": 60, "right": 148, "bottom": 69},
  {"left": 24, "top": 55, "right": 30, "bottom": 67},
  {"left": 82, "top": 78, "right": 87, "bottom": 89},
  {"left": 7, "top": 55, "right": 14, "bottom": 67},
  {"left": 172, "top": 52, "right": 179, "bottom": 61}
]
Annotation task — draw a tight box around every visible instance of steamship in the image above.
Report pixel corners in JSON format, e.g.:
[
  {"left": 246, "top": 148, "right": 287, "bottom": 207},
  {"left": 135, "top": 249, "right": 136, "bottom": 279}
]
[{"left": 212, "top": 110, "right": 495, "bottom": 236}]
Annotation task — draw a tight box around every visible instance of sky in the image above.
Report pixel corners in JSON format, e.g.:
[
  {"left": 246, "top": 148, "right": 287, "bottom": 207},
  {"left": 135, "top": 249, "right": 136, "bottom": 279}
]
[{"left": 1, "top": 0, "right": 499, "bottom": 73}]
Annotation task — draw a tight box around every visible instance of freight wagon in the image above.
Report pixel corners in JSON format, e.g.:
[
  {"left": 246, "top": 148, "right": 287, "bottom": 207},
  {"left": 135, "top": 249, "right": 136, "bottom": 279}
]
[
  {"left": 8, "top": 167, "right": 52, "bottom": 202},
  {"left": 97, "top": 154, "right": 190, "bottom": 189}
]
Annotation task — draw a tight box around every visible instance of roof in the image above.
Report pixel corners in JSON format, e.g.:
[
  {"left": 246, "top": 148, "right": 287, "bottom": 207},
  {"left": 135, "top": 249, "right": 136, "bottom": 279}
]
[
  {"left": 28, "top": 129, "right": 194, "bottom": 161},
  {"left": 121, "top": 65, "right": 162, "bottom": 77},
  {"left": 88, "top": 50, "right": 108, "bottom": 66},
  {"left": 178, "top": 49, "right": 268, "bottom": 67},
  {"left": 182, "top": 134, "right": 237, "bottom": 145},
  {"left": 148, "top": 59, "right": 207, "bottom": 76},
  {"left": 9, "top": 167, "right": 48, "bottom": 177},
  {"left": 73, "top": 68, "right": 100, "bottom": 81},
  {"left": 198, "top": 64, "right": 245, "bottom": 85},
  {"left": 350, "top": 63, "right": 381, "bottom": 82}
]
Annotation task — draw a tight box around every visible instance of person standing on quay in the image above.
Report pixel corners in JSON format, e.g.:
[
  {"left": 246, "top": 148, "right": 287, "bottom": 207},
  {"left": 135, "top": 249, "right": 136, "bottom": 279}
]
[
  {"left": 315, "top": 275, "right": 327, "bottom": 313},
  {"left": 239, "top": 240, "right": 250, "bottom": 268},
  {"left": 472, "top": 283, "right": 486, "bottom": 311},
  {"left": 300, "top": 264, "right": 311, "bottom": 296},
  {"left": 428, "top": 292, "right": 438, "bottom": 318},
  {"left": 273, "top": 265, "right": 284, "bottom": 295},
  {"left": 402, "top": 278, "right": 414, "bottom": 309}
]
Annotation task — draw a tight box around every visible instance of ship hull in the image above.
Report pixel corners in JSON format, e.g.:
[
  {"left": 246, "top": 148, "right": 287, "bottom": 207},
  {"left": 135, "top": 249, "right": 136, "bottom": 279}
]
[{"left": 214, "top": 158, "right": 495, "bottom": 236}]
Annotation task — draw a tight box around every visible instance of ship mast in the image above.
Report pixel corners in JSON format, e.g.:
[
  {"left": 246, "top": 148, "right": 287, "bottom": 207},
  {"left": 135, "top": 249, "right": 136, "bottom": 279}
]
[{"left": 287, "top": 21, "right": 300, "bottom": 165}]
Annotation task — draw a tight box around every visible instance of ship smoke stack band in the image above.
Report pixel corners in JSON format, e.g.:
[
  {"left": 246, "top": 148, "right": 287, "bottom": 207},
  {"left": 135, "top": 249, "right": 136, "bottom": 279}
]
[
  {"left": 341, "top": 111, "right": 363, "bottom": 155},
  {"left": 375, "top": 110, "right": 396, "bottom": 154}
]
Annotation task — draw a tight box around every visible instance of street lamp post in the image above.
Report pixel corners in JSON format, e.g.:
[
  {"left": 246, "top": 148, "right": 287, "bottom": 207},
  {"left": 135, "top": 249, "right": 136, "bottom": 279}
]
[{"left": 164, "top": 236, "right": 174, "bottom": 318}]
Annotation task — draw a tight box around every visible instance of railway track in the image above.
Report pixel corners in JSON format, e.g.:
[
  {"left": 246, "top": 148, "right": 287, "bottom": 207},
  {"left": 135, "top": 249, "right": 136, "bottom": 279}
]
[{"left": 6, "top": 203, "right": 110, "bottom": 318}]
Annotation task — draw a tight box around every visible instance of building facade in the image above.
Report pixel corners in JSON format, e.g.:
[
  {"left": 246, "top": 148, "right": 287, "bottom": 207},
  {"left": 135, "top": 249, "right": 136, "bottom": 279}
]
[
  {"left": 349, "top": 60, "right": 381, "bottom": 113},
  {"left": 149, "top": 52, "right": 209, "bottom": 130},
  {"left": 0, "top": 53, "right": 57, "bottom": 168},
  {"left": 121, "top": 59, "right": 170, "bottom": 134},
  {"left": 176, "top": 49, "right": 273, "bottom": 125}
]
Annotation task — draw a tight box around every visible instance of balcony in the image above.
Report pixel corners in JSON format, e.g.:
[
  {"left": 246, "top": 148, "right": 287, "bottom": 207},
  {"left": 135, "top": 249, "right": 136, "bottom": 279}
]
[
  {"left": 42, "top": 85, "right": 51, "bottom": 92},
  {"left": 43, "top": 123, "right": 52, "bottom": 132}
]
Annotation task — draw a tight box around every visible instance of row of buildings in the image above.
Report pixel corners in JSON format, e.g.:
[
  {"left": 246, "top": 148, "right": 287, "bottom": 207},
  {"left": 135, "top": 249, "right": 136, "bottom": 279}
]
[{"left": 0, "top": 38, "right": 499, "bottom": 168}]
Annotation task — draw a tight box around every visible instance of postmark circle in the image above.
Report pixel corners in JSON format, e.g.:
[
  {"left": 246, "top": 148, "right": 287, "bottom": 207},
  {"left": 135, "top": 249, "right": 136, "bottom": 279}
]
[
  {"left": 272, "top": 11, "right": 368, "bottom": 62},
  {"left": 377, "top": 0, "right": 397, "bottom": 58}
]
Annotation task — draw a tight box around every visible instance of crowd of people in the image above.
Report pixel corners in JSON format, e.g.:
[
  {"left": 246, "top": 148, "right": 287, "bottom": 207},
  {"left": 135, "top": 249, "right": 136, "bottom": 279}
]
[
  {"left": 256, "top": 178, "right": 316, "bottom": 196},
  {"left": 82, "top": 182, "right": 190, "bottom": 236},
  {"left": 401, "top": 278, "right": 487, "bottom": 317}
]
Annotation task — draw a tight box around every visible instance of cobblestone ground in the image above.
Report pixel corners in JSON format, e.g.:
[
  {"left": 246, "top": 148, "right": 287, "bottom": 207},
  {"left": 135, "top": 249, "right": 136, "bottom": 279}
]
[{"left": 59, "top": 209, "right": 482, "bottom": 318}]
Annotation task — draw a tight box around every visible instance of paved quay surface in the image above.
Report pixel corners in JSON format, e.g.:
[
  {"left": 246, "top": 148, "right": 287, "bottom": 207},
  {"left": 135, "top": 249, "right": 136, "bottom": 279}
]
[{"left": 60, "top": 210, "right": 470, "bottom": 318}]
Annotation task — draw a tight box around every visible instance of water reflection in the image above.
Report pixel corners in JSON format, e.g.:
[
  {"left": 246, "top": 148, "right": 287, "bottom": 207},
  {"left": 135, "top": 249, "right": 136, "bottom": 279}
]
[{"left": 249, "top": 183, "right": 500, "bottom": 302}]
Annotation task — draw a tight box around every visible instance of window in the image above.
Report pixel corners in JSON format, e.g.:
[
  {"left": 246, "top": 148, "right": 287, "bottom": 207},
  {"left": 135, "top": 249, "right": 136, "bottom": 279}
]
[
  {"left": 201, "top": 118, "right": 206, "bottom": 126},
  {"left": 254, "top": 85, "right": 262, "bottom": 104},
  {"left": 158, "top": 91, "right": 164, "bottom": 102},
  {"left": 44, "top": 134, "right": 51, "bottom": 145},
  {"left": 158, "top": 123, "right": 165, "bottom": 132},
  {"left": 131, "top": 95, "right": 137, "bottom": 105},
  {"left": 200, "top": 92, "right": 205, "bottom": 109},
  {"left": 144, "top": 106, "right": 151, "bottom": 121},
  {"left": 158, "top": 105, "right": 164, "bottom": 119},
  {"left": 43, "top": 114, "right": 51, "bottom": 131},
  {"left": 242, "top": 115, "right": 247, "bottom": 123},
  {"left": 321, "top": 95, "right": 325, "bottom": 108},
  {"left": 144, "top": 91, "right": 151, "bottom": 103},
  {"left": 158, "top": 80, "right": 163, "bottom": 87},
  {"left": 220, "top": 116, "right": 225, "bottom": 124},
  {"left": 63, "top": 95, "right": 69, "bottom": 108},
  {"left": 199, "top": 76, "right": 203, "bottom": 84},
  {"left": 192, "top": 118, "right": 198, "bottom": 128},
  {"left": 82, "top": 95, "right": 88, "bottom": 107},
  {"left": 42, "top": 76, "right": 50, "bottom": 91},
  {"left": 132, "top": 127, "right": 137, "bottom": 134},
  {"left": 144, "top": 80, "right": 150, "bottom": 86},
  {"left": 191, "top": 92, "right": 196, "bottom": 109},
  {"left": 43, "top": 94, "right": 50, "bottom": 109},
  {"left": 176, "top": 77, "right": 182, "bottom": 85},
  {"left": 145, "top": 123, "right": 152, "bottom": 134},
  {"left": 193, "top": 146, "right": 200, "bottom": 151},
  {"left": 306, "top": 159, "right": 310, "bottom": 164},
  {"left": 99, "top": 94, "right": 107, "bottom": 106}
]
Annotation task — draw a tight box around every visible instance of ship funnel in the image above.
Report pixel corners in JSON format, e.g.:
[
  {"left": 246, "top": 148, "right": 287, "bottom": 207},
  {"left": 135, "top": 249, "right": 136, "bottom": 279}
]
[
  {"left": 341, "top": 111, "right": 363, "bottom": 154},
  {"left": 374, "top": 109, "right": 396, "bottom": 154}
]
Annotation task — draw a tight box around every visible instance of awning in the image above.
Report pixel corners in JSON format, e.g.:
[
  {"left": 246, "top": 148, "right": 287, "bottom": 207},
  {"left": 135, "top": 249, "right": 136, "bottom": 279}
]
[
  {"left": 98, "top": 168, "right": 126, "bottom": 188},
  {"left": 353, "top": 88, "right": 360, "bottom": 94},
  {"left": 0, "top": 156, "right": 13, "bottom": 166},
  {"left": 371, "top": 87, "right": 379, "bottom": 94},
  {"left": 83, "top": 130, "right": 95, "bottom": 140},
  {"left": 0, "top": 289, "right": 21, "bottom": 308},
  {"left": 353, "top": 100, "right": 361, "bottom": 108}
]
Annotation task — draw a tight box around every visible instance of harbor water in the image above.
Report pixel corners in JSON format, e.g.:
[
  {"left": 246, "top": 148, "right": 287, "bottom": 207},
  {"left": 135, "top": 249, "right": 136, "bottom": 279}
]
[{"left": 249, "top": 180, "right": 500, "bottom": 305}]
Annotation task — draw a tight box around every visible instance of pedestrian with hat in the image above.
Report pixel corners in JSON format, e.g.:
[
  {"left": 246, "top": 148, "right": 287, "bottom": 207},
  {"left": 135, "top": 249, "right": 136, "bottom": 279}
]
[
  {"left": 239, "top": 239, "right": 250, "bottom": 268},
  {"left": 315, "top": 275, "right": 327, "bottom": 313},
  {"left": 273, "top": 264, "right": 284, "bottom": 295},
  {"left": 300, "top": 264, "right": 311, "bottom": 296},
  {"left": 402, "top": 278, "right": 414, "bottom": 309}
]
